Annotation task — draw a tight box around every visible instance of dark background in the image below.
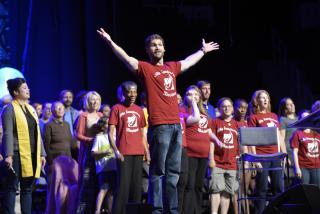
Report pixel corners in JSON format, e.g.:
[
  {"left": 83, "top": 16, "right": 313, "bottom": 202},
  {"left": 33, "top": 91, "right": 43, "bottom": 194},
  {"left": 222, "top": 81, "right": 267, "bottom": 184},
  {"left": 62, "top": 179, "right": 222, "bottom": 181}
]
[{"left": 8, "top": 0, "right": 320, "bottom": 112}]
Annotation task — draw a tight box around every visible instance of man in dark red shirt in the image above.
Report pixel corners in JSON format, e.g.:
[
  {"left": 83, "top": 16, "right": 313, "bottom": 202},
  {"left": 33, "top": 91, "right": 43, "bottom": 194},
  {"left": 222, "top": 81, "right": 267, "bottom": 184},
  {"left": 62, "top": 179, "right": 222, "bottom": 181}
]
[{"left": 97, "top": 28, "right": 219, "bottom": 214}]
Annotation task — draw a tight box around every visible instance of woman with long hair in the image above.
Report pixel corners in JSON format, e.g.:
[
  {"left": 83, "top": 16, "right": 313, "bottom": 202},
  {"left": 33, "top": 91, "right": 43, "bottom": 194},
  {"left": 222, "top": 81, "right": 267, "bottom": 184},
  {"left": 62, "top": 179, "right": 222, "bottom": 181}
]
[
  {"left": 182, "top": 85, "right": 218, "bottom": 214},
  {"left": 278, "top": 97, "right": 298, "bottom": 185},
  {"left": 247, "top": 90, "right": 287, "bottom": 214},
  {"left": 75, "top": 91, "right": 103, "bottom": 214}
]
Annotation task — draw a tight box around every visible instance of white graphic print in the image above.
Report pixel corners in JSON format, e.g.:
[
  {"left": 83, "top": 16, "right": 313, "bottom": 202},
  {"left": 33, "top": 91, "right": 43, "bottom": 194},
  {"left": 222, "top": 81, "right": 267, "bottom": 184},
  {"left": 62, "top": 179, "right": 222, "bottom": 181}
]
[
  {"left": 127, "top": 114, "right": 138, "bottom": 128},
  {"left": 308, "top": 141, "right": 319, "bottom": 154},
  {"left": 217, "top": 127, "right": 236, "bottom": 149},
  {"left": 199, "top": 116, "right": 208, "bottom": 129},
  {"left": 198, "top": 115, "right": 209, "bottom": 133},
  {"left": 267, "top": 122, "right": 276, "bottom": 127},
  {"left": 124, "top": 111, "right": 140, "bottom": 133},
  {"left": 302, "top": 137, "right": 320, "bottom": 158},
  {"left": 223, "top": 132, "right": 233, "bottom": 144},
  {"left": 164, "top": 75, "right": 174, "bottom": 90}
]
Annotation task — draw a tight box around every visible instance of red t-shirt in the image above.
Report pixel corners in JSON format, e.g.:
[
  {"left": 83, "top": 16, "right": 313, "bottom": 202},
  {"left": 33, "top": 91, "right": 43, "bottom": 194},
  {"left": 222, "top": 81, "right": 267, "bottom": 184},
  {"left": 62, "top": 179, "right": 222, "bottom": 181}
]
[
  {"left": 137, "top": 61, "right": 181, "bottom": 126},
  {"left": 290, "top": 130, "right": 320, "bottom": 168},
  {"left": 247, "top": 112, "right": 279, "bottom": 154},
  {"left": 212, "top": 118, "right": 240, "bottom": 170},
  {"left": 179, "top": 107, "right": 187, "bottom": 148},
  {"left": 109, "top": 103, "right": 146, "bottom": 155},
  {"left": 185, "top": 113, "right": 212, "bottom": 158},
  {"left": 237, "top": 120, "right": 248, "bottom": 128}
]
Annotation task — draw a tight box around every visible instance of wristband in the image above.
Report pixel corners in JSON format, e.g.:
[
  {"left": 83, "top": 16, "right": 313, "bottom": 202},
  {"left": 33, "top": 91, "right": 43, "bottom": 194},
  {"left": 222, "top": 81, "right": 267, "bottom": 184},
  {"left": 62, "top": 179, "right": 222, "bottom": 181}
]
[{"left": 200, "top": 47, "right": 206, "bottom": 54}]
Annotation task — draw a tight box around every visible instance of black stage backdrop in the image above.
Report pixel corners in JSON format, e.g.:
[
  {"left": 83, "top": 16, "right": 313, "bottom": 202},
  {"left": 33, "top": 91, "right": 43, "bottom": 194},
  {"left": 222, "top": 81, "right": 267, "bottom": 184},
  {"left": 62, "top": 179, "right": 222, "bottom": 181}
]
[{"left": 8, "top": 0, "right": 320, "bottom": 110}]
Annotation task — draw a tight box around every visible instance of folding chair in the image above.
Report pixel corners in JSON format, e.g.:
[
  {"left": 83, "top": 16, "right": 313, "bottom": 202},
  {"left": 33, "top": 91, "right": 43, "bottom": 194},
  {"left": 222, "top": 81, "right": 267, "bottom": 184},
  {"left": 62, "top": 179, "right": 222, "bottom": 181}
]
[{"left": 237, "top": 127, "right": 289, "bottom": 214}]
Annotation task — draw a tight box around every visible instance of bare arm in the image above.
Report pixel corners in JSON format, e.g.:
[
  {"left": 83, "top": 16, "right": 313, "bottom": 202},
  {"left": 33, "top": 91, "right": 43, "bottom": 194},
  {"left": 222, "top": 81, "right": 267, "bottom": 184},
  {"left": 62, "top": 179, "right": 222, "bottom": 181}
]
[
  {"left": 279, "top": 128, "right": 286, "bottom": 145},
  {"left": 185, "top": 96, "right": 201, "bottom": 125},
  {"left": 208, "top": 129, "right": 222, "bottom": 148},
  {"left": 278, "top": 129, "right": 287, "bottom": 153},
  {"left": 97, "top": 28, "right": 139, "bottom": 73},
  {"left": 292, "top": 148, "right": 301, "bottom": 178},
  {"left": 108, "top": 124, "right": 123, "bottom": 161},
  {"left": 208, "top": 142, "right": 215, "bottom": 168},
  {"left": 180, "top": 39, "right": 219, "bottom": 72},
  {"left": 141, "top": 128, "right": 150, "bottom": 164}
]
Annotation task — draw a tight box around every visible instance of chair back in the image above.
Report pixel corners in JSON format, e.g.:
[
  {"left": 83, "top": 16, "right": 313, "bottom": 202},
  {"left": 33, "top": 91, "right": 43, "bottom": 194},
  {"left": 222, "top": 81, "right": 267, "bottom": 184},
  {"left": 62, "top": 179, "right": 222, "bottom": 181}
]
[{"left": 239, "top": 127, "right": 280, "bottom": 152}]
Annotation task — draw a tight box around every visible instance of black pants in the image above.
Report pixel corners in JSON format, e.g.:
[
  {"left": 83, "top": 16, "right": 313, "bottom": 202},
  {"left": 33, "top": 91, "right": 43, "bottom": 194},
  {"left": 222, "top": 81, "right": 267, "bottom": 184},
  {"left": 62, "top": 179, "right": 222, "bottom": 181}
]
[
  {"left": 76, "top": 148, "right": 97, "bottom": 214},
  {"left": 112, "top": 155, "right": 143, "bottom": 214},
  {"left": 183, "top": 157, "right": 208, "bottom": 214},
  {"left": 2, "top": 152, "right": 35, "bottom": 214},
  {"left": 177, "top": 148, "right": 188, "bottom": 214}
]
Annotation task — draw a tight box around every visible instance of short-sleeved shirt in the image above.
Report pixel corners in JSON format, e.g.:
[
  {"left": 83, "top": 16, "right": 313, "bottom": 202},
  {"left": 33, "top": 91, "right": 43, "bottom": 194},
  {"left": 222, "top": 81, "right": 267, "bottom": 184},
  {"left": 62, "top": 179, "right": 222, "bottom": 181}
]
[
  {"left": 247, "top": 112, "right": 280, "bottom": 154},
  {"left": 185, "top": 112, "right": 212, "bottom": 158},
  {"left": 290, "top": 130, "right": 320, "bottom": 168},
  {"left": 211, "top": 118, "right": 240, "bottom": 170},
  {"left": 137, "top": 61, "right": 181, "bottom": 126},
  {"left": 109, "top": 103, "right": 146, "bottom": 155}
]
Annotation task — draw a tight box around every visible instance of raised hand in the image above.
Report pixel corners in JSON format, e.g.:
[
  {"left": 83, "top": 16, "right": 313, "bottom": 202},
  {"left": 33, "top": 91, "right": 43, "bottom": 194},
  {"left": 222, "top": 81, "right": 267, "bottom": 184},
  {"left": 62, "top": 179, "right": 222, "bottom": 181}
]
[
  {"left": 97, "top": 28, "right": 112, "bottom": 43},
  {"left": 201, "top": 39, "right": 219, "bottom": 54}
]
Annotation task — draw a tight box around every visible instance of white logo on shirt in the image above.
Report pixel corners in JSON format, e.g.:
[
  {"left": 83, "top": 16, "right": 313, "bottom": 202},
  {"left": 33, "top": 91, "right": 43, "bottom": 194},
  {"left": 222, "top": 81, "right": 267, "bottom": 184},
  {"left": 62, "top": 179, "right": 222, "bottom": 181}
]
[
  {"left": 199, "top": 116, "right": 208, "bottom": 129},
  {"left": 164, "top": 75, "right": 174, "bottom": 90},
  {"left": 220, "top": 131, "right": 235, "bottom": 149},
  {"left": 307, "top": 140, "right": 319, "bottom": 158},
  {"left": 198, "top": 115, "right": 209, "bottom": 133},
  {"left": 223, "top": 132, "right": 233, "bottom": 144},
  {"left": 122, "top": 110, "right": 140, "bottom": 133},
  {"left": 159, "top": 70, "right": 176, "bottom": 97},
  {"left": 267, "top": 122, "right": 276, "bottom": 127},
  {"left": 127, "top": 115, "right": 138, "bottom": 128}
]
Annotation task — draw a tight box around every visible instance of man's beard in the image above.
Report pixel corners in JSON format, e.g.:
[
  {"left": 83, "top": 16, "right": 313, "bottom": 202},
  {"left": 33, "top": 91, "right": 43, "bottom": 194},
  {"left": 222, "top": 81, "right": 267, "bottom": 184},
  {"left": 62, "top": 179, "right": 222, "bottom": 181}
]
[{"left": 64, "top": 102, "right": 72, "bottom": 107}]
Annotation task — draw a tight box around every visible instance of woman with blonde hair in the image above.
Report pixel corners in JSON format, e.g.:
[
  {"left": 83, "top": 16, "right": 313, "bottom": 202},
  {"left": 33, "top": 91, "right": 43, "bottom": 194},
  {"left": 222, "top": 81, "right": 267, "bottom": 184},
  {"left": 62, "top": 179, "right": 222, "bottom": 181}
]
[{"left": 75, "top": 91, "right": 103, "bottom": 214}]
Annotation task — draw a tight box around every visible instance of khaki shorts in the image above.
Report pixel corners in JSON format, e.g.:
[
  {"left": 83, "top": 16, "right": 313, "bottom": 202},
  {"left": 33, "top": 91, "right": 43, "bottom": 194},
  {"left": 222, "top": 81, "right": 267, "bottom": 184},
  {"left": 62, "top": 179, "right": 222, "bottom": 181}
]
[{"left": 209, "top": 167, "right": 237, "bottom": 194}]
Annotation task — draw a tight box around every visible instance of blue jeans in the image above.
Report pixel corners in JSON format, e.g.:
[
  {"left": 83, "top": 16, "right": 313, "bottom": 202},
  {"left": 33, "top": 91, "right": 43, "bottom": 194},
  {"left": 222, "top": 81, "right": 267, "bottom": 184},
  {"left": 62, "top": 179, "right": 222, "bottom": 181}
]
[
  {"left": 2, "top": 152, "right": 35, "bottom": 214},
  {"left": 254, "top": 159, "right": 284, "bottom": 214},
  {"left": 148, "top": 124, "right": 182, "bottom": 214},
  {"left": 301, "top": 168, "right": 320, "bottom": 187}
]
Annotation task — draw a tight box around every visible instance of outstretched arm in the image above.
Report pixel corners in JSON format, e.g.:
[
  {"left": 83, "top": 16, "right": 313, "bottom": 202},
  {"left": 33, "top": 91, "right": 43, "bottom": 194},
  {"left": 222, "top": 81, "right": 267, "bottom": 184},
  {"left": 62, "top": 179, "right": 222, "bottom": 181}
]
[
  {"left": 97, "top": 28, "right": 139, "bottom": 73},
  {"left": 180, "top": 39, "right": 219, "bottom": 72}
]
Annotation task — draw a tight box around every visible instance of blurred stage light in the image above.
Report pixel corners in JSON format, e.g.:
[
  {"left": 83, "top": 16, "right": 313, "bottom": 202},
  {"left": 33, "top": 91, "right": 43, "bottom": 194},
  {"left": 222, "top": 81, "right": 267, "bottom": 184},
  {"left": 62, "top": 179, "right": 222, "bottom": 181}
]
[{"left": 0, "top": 67, "right": 24, "bottom": 98}]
